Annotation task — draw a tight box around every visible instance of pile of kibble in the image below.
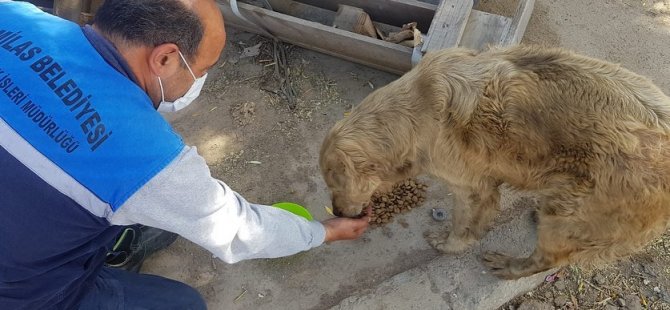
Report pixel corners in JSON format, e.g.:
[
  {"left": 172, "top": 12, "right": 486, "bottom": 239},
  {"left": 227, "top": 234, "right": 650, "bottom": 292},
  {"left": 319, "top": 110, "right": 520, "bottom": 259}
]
[{"left": 365, "top": 179, "right": 428, "bottom": 227}]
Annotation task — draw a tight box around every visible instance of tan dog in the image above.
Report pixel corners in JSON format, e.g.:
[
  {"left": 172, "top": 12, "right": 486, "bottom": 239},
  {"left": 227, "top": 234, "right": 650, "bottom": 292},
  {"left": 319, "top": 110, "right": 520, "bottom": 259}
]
[{"left": 319, "top": 45, "right": 670, "bottom": 279}]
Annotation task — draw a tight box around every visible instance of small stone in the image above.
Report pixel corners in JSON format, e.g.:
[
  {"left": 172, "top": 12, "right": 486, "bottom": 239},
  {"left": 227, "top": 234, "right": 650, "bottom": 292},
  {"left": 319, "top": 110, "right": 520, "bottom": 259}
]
[
  {"left": 654, "top": 286, "right": 661, "bottom": 293},
  {"left": 554, "top": 295, "right": 569, "bottom": 307},
  {"left": 517, "top": 300, "right": 553, "bottom": 310},
  {"left": 617, "top": 298, "right": 626, "bottom": 307},
  {"left": 604, "top": 304, "right": 618, "bottom": 310},
  {"left": 642, "top": 264, "right": 658, "bottom": 277},
  {"left": 554, "top": 280, "right": 567, "bottom": 291},
  {"left": 593, "top": 273, "right": 606, "bottom": 286},
  {"left": 624, "top": 294, "right": 643, "bottom": 310},
  {"left": 660, "top": 290, "right": 670, "bottom": 303},
  {"left": 643, "top": 279, "right": 651, "bottom": 285},
  {"left": 580, "top": 291, "right": 597, "bottom": 304}
]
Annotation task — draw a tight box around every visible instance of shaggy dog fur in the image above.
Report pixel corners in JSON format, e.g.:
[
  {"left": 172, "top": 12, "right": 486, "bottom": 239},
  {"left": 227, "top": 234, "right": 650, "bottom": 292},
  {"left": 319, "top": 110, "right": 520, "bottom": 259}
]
[{"left": 319, "top": 45, "right": 670, "bottom": 279}]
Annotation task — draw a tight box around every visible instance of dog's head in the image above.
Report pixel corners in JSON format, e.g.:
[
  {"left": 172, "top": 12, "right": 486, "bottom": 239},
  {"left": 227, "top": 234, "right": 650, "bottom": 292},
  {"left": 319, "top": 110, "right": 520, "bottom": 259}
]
[
  {"left": 320, "top": 120, "right": 418, "bottom": 217},
  {"left": 319, "top": 132, "right": 384, "bottom": 218}
]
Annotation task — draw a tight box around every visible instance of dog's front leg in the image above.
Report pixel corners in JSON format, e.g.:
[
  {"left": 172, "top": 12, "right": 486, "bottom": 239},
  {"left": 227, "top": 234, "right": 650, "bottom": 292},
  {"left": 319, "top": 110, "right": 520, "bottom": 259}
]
[{"left": 427, "top": 181, "right": 501, "bottom": 253}]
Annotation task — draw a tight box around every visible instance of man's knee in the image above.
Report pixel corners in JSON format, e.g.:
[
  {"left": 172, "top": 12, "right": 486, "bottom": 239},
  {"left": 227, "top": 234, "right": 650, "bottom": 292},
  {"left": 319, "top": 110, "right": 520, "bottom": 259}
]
[
  {"left": 172, "top": 281, "right": 207, "bottom": 310},
  {"left": 97, "top": 268, "right": 207, "bottom": 309}
]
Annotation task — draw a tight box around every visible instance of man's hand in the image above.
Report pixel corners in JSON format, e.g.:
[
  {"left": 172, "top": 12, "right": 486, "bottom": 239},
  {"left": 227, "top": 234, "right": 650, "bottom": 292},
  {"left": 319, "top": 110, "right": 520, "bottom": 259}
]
[{"left": 321, "top": 207, "right": 371, "bottom": 243}]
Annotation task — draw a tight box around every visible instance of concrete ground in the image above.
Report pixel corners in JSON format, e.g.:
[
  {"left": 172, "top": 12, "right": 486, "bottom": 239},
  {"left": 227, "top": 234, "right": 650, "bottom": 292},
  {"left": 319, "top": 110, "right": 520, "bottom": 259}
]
[{"left": 143, "top": 0, "right": 670, "bottom": 309}]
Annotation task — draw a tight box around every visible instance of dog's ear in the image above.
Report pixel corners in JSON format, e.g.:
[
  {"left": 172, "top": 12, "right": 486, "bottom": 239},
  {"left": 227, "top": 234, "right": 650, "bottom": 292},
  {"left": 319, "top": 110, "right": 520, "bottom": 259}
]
[
  {"left": 334, "top": 149, "right": 378, "bottom": 177},
  {"left": 361, "top": 160, "right": 414, "bottom": 178},
  {"left": 360, "top": 162, "right": 379, "bottom": 175},
  {"left": 396, "top": 161, "right": 414, "bottom": 176}
]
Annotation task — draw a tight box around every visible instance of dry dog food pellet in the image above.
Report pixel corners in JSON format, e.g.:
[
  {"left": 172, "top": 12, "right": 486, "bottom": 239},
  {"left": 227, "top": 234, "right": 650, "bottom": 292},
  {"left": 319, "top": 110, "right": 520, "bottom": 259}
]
[{"left": 364, "top": 179, "right": 428, "bottom": 228}]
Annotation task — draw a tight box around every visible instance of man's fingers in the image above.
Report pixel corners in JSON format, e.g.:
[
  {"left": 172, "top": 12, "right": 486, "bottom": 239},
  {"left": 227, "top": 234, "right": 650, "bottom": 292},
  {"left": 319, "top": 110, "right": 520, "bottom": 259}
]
[
  {"left": 351, "top": 218, "right": 370, "bottom": 236},
  {"left": 322, "top": 214, "right": 371, "bottom": 242}
]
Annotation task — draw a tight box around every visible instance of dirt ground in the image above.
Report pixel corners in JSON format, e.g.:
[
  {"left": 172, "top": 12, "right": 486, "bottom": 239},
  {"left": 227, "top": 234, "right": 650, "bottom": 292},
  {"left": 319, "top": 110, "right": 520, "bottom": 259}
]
[{"left": 143, "top": 0, "right": 670, "bottom": 309}]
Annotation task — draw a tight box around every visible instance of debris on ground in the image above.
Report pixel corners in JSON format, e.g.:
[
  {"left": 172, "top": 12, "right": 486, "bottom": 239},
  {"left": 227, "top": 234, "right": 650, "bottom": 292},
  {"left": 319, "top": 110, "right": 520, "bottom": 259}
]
[
  {"left": 502, "top": 232, "right": 670, "bottom": 310},
  {"left": 231, "top": 101, "right": 256, "bottom": 126},
  {"left": 240, "top": 42, "right": 262, "bottom": 58}
]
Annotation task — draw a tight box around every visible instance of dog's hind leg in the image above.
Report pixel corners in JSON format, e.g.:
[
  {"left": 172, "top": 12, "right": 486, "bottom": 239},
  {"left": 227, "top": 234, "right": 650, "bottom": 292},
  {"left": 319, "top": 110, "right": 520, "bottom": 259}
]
[
  {"left": 482, "top": 243, "right": 568, "bottom": 279},
  {"left": 484, "top": 197, "right": 670, "bottom": 279},
  {"left": 482, "top": 181, "right": 591, "bottom": 279},
  {"left": 482, "top": 212, "right": 577, "bottom": 279},
  {"left": 427, "top": 179, "right": 501, "bottom": 253}
]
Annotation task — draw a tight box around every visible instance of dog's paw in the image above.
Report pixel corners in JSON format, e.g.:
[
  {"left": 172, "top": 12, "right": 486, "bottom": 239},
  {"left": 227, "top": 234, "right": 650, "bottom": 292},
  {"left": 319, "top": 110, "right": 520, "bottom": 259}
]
[
  {"left": 425, "top": 231, "right": 448, "bottom": 251},
  {"left": 482, "top": 251, "right": 521, "bottom": 280},
  {"left": 426, "top": 231, "right": 472, "bottom": 254}
]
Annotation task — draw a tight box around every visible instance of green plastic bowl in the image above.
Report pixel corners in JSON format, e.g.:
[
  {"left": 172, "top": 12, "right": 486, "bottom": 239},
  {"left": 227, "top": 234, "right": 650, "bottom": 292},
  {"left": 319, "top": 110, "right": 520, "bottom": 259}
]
[{"left": 272, "top": 202, "right": 313, "bottom": 221}]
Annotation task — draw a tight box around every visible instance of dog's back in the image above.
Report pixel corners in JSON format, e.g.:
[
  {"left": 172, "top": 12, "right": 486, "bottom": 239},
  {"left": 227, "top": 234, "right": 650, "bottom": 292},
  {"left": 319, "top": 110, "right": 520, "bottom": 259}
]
[
  {"left": 423, "top": 46, "right": 670, "bottom": 269},
  {"left": 417, "top": 46, "right": 670, "bottom": 192}
]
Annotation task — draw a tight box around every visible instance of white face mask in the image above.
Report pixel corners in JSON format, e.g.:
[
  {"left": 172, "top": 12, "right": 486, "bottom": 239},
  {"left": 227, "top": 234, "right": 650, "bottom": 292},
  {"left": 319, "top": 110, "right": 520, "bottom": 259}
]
[{"left": 157, "top": 51, "right": 208, "bottom": 113}]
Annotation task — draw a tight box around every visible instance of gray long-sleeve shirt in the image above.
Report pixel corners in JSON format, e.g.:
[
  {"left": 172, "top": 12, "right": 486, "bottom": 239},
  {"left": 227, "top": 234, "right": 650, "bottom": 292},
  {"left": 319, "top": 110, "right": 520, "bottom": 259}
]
[{"left": 109, "top": 146, "right": 326, "bottom": 263}]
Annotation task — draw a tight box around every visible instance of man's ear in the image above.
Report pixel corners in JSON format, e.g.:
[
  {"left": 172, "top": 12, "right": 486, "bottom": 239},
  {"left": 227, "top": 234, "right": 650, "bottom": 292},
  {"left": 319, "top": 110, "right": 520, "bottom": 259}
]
[{"left": 148, "top": 43, "right": 181, "bottom": 78}]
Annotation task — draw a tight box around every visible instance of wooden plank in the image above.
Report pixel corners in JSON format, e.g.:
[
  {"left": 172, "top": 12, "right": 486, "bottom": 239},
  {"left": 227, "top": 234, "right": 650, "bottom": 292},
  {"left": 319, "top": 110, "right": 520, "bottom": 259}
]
[
  {"left": 267, "top": 0, "right": 404, "bottom": 33},
  {"left": 459, "top": 10, "right": 511, "bottom": 50},
  {"left": 499, "top": 0, "right": 535, "bottom": 45},
  {"left": 332, "top": 4, "right": 377, "bottom": 38},
  {"left": 291, "top": 0, "right": 437, "bottom": 32},
  {"left": 219, "top": 1, "right": 413, "bottom": 74},
  {"left": 267, "top": 0, "right": 335, "bottom": 25},
  {"left": 53, "top": 0, "right": 83, "bottom": 22},
  {"left": 422, "top": 0, "right": 473, "bottom": 52}
]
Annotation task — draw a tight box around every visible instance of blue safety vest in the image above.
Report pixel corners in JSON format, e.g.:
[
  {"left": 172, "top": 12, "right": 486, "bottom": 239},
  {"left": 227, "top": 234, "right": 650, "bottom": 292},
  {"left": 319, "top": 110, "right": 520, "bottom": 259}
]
[{"left": 0, "top": 2, "right": 184, "bottom": 309}]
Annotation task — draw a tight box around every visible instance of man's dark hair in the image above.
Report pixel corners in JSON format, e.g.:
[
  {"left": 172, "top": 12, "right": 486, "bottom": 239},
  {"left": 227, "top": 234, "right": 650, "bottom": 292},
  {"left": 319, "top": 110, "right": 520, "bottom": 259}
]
[{"left": 94, "top": 0, "right": 204, "bottom": 61}]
